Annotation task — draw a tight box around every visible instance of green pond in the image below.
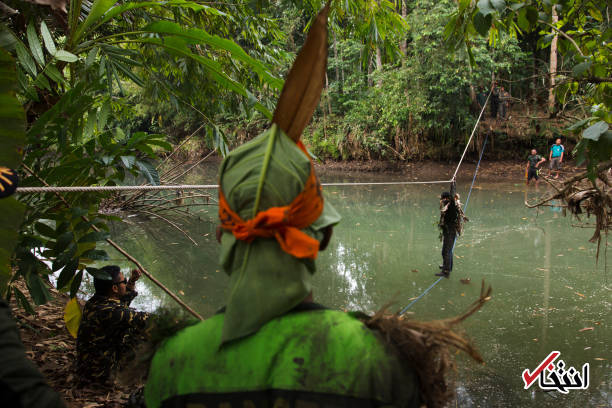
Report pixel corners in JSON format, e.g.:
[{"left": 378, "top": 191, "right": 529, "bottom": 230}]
[{"left": 94, "top": 166, "right": 610, "bottom": 407}]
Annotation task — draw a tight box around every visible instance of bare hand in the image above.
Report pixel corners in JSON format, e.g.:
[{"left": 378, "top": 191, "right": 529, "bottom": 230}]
[{"left": 129, "top": 269, "right": 142, "bottom": 283}]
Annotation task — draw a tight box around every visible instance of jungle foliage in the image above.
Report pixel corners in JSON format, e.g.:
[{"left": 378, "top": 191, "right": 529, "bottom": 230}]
[
  {"left": 446, "top": 0, "right": 611, "bottom": 178},
  {"left": 0, "top": 0, "right": 609, "bottom": 309},
  {"left": 0, "top": 0, "right": 285, "bottom": 309},
  {"left": 303, "top": 0, "right": 530, "bottom": 160}
]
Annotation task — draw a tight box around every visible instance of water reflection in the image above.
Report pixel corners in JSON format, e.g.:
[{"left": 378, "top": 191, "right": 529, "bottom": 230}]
[{"left": 101, "top": 170, "right": 609, "bottom": 407}]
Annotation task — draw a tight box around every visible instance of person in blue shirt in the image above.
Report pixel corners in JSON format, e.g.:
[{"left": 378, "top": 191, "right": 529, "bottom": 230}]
[{"left": 549, "top": 138, "right": 564, "bottom": 179}]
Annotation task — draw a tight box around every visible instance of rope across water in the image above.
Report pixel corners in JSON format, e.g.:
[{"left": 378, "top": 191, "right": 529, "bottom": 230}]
[{"left": 15, "top": 180, "right": 452, "bottom": 193}]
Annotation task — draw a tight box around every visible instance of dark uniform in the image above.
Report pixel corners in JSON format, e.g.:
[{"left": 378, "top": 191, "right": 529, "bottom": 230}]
[
  {"left": 0, "top": 299, "right": 65, "bottom": 408},
  {"left": 439, "top": 195, "right": 467, "bottom": 275},
  {"left": 76, "top": 289, "right": 149, "bottom": 383},
  {"left": 477, "top": 89, "right": 488, "bottom": 112},
  {"left": 490, "top": 86, "right": 500, "bottom": 118},
  {"left": 527, "top": 154, "right": 542, "bottom": 181}
]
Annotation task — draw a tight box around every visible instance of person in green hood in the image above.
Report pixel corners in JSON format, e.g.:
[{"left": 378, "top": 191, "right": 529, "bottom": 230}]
[{"left": 144, "top": 5, "right": 421, "bottom": 408}]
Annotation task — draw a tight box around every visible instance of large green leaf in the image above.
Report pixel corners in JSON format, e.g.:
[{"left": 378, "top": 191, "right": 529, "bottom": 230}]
[
  {"left": 54, "top": 50, "right": 79, "bottom": 63},
  {"left": 490, "top": 0, "right": 505, "bottom": 12},
  {"left": 73, "top": 0, "right": 221, "bottom": 44},
  {"left": 13, "top": 287, "right": 34, "bottom": 314},
  {"left": 134, "top": 38, "right": 272, "bottom": 118},
  {"left": 0, "top": 49, "right": 25, "bottom": 295},
  {"left": 135, "top": 160, "right": 160, "bottom": 185},
  {"left": 477, "top": 0, "right": 495, "bottom": 16},
  {"left": 14, "top": 42, "right": 37, "bottom": 77},
  {"left": 40, "top": 21, "right": 57, "bottom": 55},
  {"left": 27, "top": 22, "right": 45, "bottom": 67},
  {"left": 582, "top": 121, "right": 609, "bottom": 141},
  {"left": 44, "top": 64, "right": 66, "bottom": 85},
  {"left": 26, "top": 272, "right": 52, "bottom": 305},
  {"left": 81, "top": 249, "right": 109, "bottom": 261},
  {"left": 72, "top": 0, "right": 116, "bottom": 45},
  {"left": 56, "top": 258, "right": 79, "bottom": 290},
  {"left": 572, "top": 61, "right": 591, "bottom": 77},
  {"left": 81, "top": 0, "right": 221, "bottom": 40},
  {"left": 0, "top": 52, "right": 26, "bottom": 168},
  {"left": 70, "top": 270, "right": 83, "bottom": 298},
  {"left": 143, "top": 21, "right": 282, "bottom": 90},
  {"left": 473, "top": 12, "right": 492, "bottom": 37},
  {"left": 78, "top": 231, "right": 110, "bottom": 243}
]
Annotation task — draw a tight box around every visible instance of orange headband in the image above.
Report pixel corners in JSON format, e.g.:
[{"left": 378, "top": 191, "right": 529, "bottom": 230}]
[{"left": 218, "top": 142, "right": 324, "bottom": 260}]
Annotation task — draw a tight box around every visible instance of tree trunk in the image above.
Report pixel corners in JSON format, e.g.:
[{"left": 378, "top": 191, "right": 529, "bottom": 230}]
[
  {"left": 333, "top": 30, "right": 340, "bottom": 87},
  {"left": 400, "top": 0, "right": 407, "bottom": 56},
  {"left": 340, "top": 40, "right": 345, "bottom": 84},
  {"left": 531, "top": 54, "right": 537, "bottom": 113},
  {"left": 325, "top": 73, "right": 332, "bottom": 116},
  {"left": 367, "top": 56, "right": 374, "bottom": 87},
  {"left": 467, "top": 64, "right": 477, "bottom": 112},
  {"left": 375, "top": 46, "right": 383, "bottom": 87},
  {"left": 548, "top": 6, "right": 558, "bottom": 115}
]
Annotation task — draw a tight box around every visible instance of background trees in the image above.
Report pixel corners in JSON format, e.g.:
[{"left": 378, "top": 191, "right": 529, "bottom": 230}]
[{"left": 446, "top": 0, "right": 610, "bottom": 177}]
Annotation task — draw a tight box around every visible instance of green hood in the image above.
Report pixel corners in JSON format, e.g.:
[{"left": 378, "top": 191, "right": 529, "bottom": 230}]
[{"left": 218, "top": 125, "right": 340, "bottom": 344}]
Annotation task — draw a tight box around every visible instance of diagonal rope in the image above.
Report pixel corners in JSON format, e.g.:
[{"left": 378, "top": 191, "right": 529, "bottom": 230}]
[
  {"left": 452, "top": 90, "right": 492, "bottom": 181},
  {"left": 400, "top": 133, "right": 489, "bottom": 315},
  {"left": 399, "top": 277, "right": 444, "bottom": 315}
]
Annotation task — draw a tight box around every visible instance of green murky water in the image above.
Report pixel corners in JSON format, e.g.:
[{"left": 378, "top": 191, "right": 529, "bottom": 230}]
[{"left": 96, "top": 167, "right": 610, "bottom": 407}]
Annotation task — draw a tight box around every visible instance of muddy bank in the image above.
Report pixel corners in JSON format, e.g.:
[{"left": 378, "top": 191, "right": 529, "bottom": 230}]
[
  {"left": 316, "top": 159, "right": 583, "bottom": 182},
  {"left": 9, "top": 281, "right": 134, "bottom": 408},
  {"left": 175, "top": 154, "right": 584, "bottom": 183}
]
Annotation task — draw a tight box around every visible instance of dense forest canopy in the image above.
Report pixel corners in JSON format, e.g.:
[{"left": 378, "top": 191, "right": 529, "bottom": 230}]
[{"left": 0, "top": 0, "right": 609, "bottom": 308}]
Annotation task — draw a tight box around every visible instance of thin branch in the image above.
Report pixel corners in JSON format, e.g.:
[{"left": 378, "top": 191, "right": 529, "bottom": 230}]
[
  {"left": 157, "top": 123, "right": 207, "bottom": 170},
  {"left": 538, "top": 20, "right": 585, "bottom": 57},
  {"left": 165, "top": 150, "right": 216, "bottom": 183},
  {"left": 0, "top": 1, "right": 18, "bottom": 15},
  {"left": 139, "top": 210, "right": 198, "bottom": 246},
  {"left": 525, "top": 160, "right": 612, "bottom": 208}
]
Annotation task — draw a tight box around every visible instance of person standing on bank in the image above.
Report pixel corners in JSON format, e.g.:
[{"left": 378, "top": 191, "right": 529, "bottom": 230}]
[
  {"left": 76, "top": 266, "right": 150, "bottom": 384},
  {"left": 490, "top": 83, "right": 500, "bottom": 119},
  {"left": 526, "top": 149, "right": 546, "bottom": 186},
  {"left": 437, "top": 192, "right": 468, "bottom": 278},
  {"left": 549, "top": 138, "right": 564, "bottom": 179},
  {"left": 499, "top": 85, "right": 510, "bottom": 120}
]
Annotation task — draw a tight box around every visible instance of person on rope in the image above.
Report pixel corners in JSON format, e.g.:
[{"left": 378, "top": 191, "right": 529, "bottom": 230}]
[
  {"left": 549, "top": 138, "right": 565, "bottom": 179},
  {"left": 526, "top": 148, "right": 546, "bottom": 186},
  {"left": 76, "top": 266, "right": 150, "bottom": 384},
  {"left": 437, "top": 192, "right": 468, "bottom": 278},
  {"left": 144, "top": 5, "right": 422, "bottom": 408}
]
